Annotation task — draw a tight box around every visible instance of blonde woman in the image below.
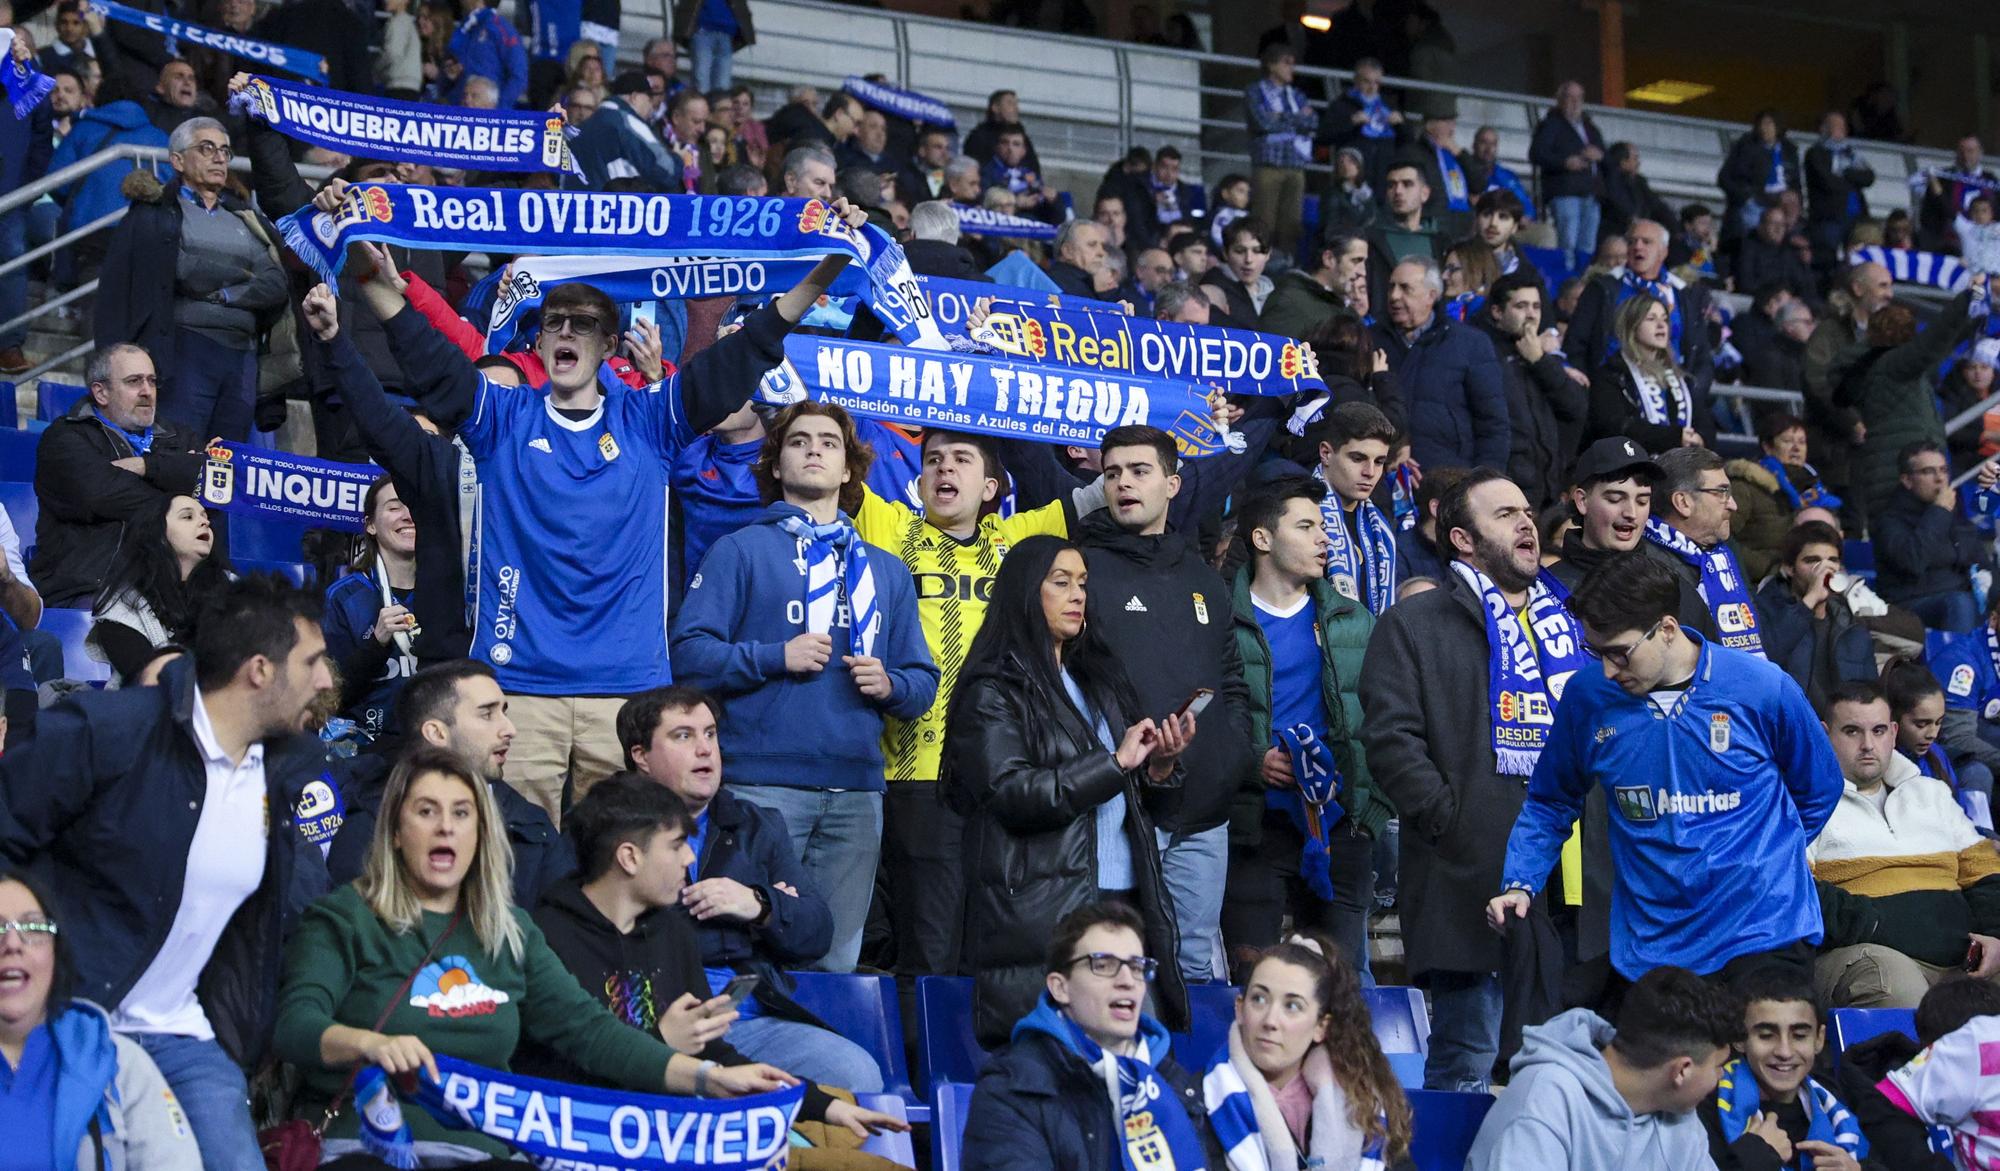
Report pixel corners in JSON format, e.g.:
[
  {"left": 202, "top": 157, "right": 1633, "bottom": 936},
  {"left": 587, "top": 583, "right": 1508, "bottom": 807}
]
[
  {"left": 273, "top": 746, "right": 792, "bottom": 1168},
  {"left": 1589, "top": 292, "right": 1710, "bottom": 453}
]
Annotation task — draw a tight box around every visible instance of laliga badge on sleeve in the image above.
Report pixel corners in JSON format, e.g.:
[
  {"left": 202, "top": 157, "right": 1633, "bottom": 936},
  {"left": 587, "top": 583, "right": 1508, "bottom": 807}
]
[
  {"left": 1709, "top": 713, "right": 1731, "bottom": 753},
  {"left": 1951, "top": 663, "right": 1977, "bottom": 697},
  {"left": 1986, "top": 698, "right": 2000, "bottom": 722}
]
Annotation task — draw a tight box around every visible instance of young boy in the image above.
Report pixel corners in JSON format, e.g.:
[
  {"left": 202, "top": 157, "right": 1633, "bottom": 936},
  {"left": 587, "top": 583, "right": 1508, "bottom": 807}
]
[
  {"left": 1955, "top": 194, "right": 2000, "bottom": 278},
  {"left": 1475, "top": 188, "right": 1542, "bottom": 287},
  {"left": 1170, "top": 231, "right": 1212, "bottom": 281},
  {"left": 1698, "top": 969, "right": 1874, "bottom": 1170},
  {"left": 1876, "top": 978, "right": 2000, "bottom": 1170},
  {"left": 1310, "top": 401, "right": 1400, "bottom": 614},
  {"left": 1208, "top": 173, "right": 1252, "bottom": 250},
  {"left": 526, "top": 772, "right": 905, "bottom": 1133}
]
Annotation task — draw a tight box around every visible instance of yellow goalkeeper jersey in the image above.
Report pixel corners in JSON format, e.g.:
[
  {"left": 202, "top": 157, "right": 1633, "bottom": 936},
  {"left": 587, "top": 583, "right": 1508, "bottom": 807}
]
[{"left": 855, "top": 486, "right": 1069, "bottom": 781}]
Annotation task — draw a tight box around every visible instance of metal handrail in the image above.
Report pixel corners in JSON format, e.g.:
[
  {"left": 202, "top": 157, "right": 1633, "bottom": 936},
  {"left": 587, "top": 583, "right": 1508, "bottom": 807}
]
[{"left": 0, "top": 206, "right": 127, "bottom": 283}]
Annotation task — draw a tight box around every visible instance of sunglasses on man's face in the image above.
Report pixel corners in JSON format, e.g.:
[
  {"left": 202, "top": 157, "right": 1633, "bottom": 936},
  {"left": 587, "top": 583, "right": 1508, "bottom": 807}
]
[{"left": 542, "top": 312, "right": 608, "bottom": 338}]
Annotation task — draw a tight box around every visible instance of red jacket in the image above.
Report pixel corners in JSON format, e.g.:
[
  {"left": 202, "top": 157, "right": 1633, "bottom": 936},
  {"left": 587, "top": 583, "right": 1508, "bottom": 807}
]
[{"left": 399, "top": 270, "right": 671, "bottom": 388}]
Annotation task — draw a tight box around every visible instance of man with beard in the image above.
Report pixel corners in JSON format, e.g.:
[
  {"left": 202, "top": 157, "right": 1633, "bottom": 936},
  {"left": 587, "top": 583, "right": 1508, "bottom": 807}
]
[{"left": 1361, "top": 467, "right": 1588, "bottom": 1089}]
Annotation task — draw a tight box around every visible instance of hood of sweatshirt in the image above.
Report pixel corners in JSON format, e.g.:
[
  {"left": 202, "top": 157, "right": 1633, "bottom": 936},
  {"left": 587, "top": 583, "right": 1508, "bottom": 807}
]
[
  {"left": 1509, "top": 1008, "right": 1629, "bottom": 1118},
  {"left": 81, "top": 100, "right": 155, "bottom": 132},
  {"left": 532, "top": 876, "right": 676, "bottom": 1024},
  {"left": 1077, "top": 506, "right": 1195, "bottom": 570},
  {"left": 48, "top": 1000, "right": 119, "bottom": 1168}
]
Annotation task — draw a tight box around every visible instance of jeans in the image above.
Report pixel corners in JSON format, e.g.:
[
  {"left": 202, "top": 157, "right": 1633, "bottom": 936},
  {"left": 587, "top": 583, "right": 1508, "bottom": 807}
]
[
  {"left": 129, "top": 1032, "right": 266, "bottom": 1171},
  {"left": 1425, "top": 971, "right": 1502, "bottom": 1091},
  {"left": 1903, "top": 589, "right": 1979, "bottom": 634},
  {"left": 689, "top": 26, "right": 735, "bottom": 91},
  {"left": 1550, "top": 194, "right": 1601, "bottom": 268},
  {"left": 23, "top": 626, "right": 61, "bottom": 683},
  {"left": 725, "top": 1013, "right": 886, "bottom": 1092},
  {"left": 734, "top": 785, "right": 883, "bottom": 972},
  {"left": 882, "top": 781, "right": 965, "bottom": 976},
  {"left": 0, "top": 207, "right": 25, "bottom": 349},
  {"left": 164, "top": 330, "right": 257, "bottom": 441},
  {"left": 1154, "top": 823, "right": 1230, "bottom": 983}
]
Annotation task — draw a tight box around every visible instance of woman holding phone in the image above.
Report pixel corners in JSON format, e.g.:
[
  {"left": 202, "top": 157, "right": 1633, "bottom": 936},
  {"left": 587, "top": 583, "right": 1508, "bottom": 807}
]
[{"left": 942, "top": 535, "right": 1198, "bottom": 1046}]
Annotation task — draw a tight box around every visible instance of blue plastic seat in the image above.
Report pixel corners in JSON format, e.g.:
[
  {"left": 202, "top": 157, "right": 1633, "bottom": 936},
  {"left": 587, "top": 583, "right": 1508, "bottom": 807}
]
[
  {"left": 36, "top": 380, "right": 86, "bottom": 424},
  {"left": 1407, "top": 1088, "right": 1495, "bottom": 1171},
  {"left": 1364, "top": 985, "right": 1431, "bottom": 1088},
  {"left": 915, "top": 975, "right": 990, "bottom": 1095},
  {"left": 930, "top": 1081, "right": 974, "bottom": 1171},
  {"left": 0, "top": 428, "right": 37, "bottom": 482},
  {"left": 0, "top": 481, "right": 36, "bottom": 559},
  {"left": 1171, "top": 981, "right": 1237, "bottom": 1069},
  {"left": 0, "top": 382, "right": 14, "bottom": 429},
  {"left": 38, "top": 607, "right": 110, "bottom": 684},
  {"left": 1829, "top": 1007, "right": 1917, "bottom": 1070},
  {"left": 784, "top": 971, "right": 925, "bottom": 1123},
  {"left": 235, "top": 559, "right": 310, "bottom": 587},
  {"left": 851, "top": 1092, "right": 916, "bottom": 1167}
]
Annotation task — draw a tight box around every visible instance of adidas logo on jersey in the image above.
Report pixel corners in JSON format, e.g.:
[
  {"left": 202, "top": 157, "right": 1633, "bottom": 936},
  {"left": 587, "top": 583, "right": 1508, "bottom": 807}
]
[
  {"left": 529, "top": 438, "right": 553, "bottom": 453},
  {"left": 1124, "top": 596, "right": 1148, "bottom": 613}
]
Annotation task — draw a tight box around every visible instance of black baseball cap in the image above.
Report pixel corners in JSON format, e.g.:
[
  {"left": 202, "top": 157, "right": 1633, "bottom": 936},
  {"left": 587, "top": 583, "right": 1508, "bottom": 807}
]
[{"left": 1570, "top": 436, "right": 1662, "bottom": 489}]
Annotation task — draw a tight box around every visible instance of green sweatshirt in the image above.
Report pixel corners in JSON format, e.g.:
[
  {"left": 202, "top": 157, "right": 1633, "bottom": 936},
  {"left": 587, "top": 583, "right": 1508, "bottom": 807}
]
[{"left": 274, "top": 884, "right": 673, "bottom": 1155}]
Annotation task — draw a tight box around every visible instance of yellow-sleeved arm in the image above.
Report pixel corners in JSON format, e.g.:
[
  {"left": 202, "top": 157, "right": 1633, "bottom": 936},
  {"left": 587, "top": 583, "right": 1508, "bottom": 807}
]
[
  {"left": 992, "top": 497, "right": 1070, "bottom": 543},
  {"left": 1560, "top": 822, "right": 1583, "bottom": 907},
  {"left": 854, "top": 483, "right": 921, "bottom": 550}
]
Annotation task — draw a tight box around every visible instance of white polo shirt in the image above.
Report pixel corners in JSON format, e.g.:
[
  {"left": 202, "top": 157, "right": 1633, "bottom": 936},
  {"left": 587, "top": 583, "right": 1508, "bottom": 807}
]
[{"left": 111, "top": 689, "right": 271, "bottom": 1040}]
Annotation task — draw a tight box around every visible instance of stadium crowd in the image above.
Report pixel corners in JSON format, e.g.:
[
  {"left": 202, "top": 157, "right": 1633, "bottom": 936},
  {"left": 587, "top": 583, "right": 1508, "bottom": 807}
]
[{"left": 8, "top": 0, "right": 2000, "bottom": 1168}]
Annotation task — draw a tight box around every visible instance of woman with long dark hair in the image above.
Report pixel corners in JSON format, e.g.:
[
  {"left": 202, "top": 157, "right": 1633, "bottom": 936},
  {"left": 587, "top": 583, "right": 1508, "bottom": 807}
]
[
  {"left": 942, "top": 535, "right": 1197, "bottom": 1046},
  {"left": 86, "top": 494, "right": 228, "bottom": 685},
  {"left": 322, "top": 475, "right": 420, "bottom": 737},
  {"left": 1203, "top": 933, "right": 1414, "bottom": 1170}
]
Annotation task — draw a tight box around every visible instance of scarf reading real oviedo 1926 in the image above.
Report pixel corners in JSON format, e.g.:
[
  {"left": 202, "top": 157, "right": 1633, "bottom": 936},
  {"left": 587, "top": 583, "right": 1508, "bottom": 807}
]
[
  {"left": 1642, "top": 517, "right": 1767, "bottom": 658},
  {"left": 1451, "top": 561, "right": 1590, "bottom": 777},
  {"left": 279, "top": 187, "right": 946, "bottom": 350}
]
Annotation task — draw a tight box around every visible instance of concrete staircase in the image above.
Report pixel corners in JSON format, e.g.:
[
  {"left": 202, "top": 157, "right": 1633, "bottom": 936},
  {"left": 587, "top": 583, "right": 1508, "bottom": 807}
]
[{"left": 11, "top": 276, "right": 89, "bottom": 425}]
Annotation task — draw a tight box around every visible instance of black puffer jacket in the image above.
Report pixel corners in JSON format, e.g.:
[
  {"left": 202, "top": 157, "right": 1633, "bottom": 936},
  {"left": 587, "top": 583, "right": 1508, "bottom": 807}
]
[
  {"left": 942, "top": 653, "right": 1189, "bottom": 1048},
  {"left": 1075, "top": 509, "right": 1258, "bottom": 835}
]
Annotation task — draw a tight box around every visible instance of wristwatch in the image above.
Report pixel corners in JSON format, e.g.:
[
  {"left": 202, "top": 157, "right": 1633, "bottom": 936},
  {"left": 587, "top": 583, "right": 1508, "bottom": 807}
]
[{"left": 750, "top": 884, "right": 772, "bottom": 925}]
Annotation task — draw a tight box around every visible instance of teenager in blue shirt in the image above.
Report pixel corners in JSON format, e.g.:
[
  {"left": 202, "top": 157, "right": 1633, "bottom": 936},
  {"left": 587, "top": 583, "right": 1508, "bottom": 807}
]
[
  {"left": 336, "top": 182, "right": 873, "bottom": 826},
  {"left": 1489, "top": 550, "right": 1844, "bottom": 992},
  {"left": 672, "top": 401, "right": 939, "bottom": 974}
]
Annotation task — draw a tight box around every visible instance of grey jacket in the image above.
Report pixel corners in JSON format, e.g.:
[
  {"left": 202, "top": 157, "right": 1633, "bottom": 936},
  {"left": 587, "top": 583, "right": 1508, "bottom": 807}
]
[{"left": 1468, "top": 1009, "right": 1718, "bottom": 1171}]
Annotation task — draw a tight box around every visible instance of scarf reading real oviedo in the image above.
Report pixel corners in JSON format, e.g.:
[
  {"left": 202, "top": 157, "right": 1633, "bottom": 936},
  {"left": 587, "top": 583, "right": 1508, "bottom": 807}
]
[{"left": 279, "top": 187, "right": 947, "bottom": 350}]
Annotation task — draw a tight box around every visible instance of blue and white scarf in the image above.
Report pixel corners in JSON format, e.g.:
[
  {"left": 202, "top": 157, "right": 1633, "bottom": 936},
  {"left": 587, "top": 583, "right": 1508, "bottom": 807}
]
[
  {"left": 1347, "top": 88, "right": 1395, "bottom": 140},
  {"left": 1851, "top": 244, "right": 1971, "bottom": 293},
  {"left": 1274, "top": 723, "right": 1343, "bottom": 902},
  {"left": 483, "top": 253, "right": 873, "bottom": 353},
  {"left": 953, "top": 203, "right": 1059, "bottom": 242},
  {"left": 1758, "top": 455, "right": 1843, "bottom": 513},
  {"left": 91, "top": 0, "right": 328, "bottom": 81},
  {"left": 1434, "top": 141, "right": 1471, "bottom": 212},
  {"left": 0, "top": 31, "right": 55, "bottom": 119},
  {"left": 1064, "top": 1016, "right": 1210, "bottom": 1171},
  {"left": 1451, "top": 561, "right": 1589, "bottom": 776},
  {"left": 1643, "top": 517, "right": 1766, "bottom": 658},
  {"left": 1315, "top": 466, "right": 1396, "bottom": 614},
  {"left": 776, "top": 511, "right": 880, "bottom": 658},
  {"left": 917, "top": 274, "right": 1112, "bottom": 329},
  {"left": 758, "top": 333, "right": 1238, "bottom": 459},
  {"left": 279, "top": 187, "right": 945, "bottom": 349},
  {"left": 1622, "top": 354, "right": 1691, "bottom": 428},
  {"left": 232, "top": 74, "right": 578, "bottom": 174},
  {"left": 354, "top": 1055, "right": 804, "bottom": 1170},
  {"left": 1713, "top": 1057, "right": 1867, "bottom": 1169},
  {"left": 198, "top": 440, "right": 378, "bottom": 532},
  {"left": 1605, "top": 267, "right": 1687, "bottom": 361},
  {"left": 1204, "top": 1031, "right": 1387, "bottom": 1171},
  {"left": 841, "top": 75, "right": 955, "bottom": 128},
  {"left": 963, "top": 297, "right": 1328, "bottom": 399}
]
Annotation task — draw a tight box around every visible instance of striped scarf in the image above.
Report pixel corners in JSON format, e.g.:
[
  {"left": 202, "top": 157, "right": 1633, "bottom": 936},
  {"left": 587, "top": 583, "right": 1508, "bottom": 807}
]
[
  {"left": 1315, "top": 466, "right": 1397, "bottom": 615},
  {"left": 1452, "top": 562, "right": 1589, "bottom": 776},
  {"left": 1622, "top": 353, "right": 1690, "bottom": 428},
  {"left": 1642, "top": 517, "right": 1766, "bottom": 658},
  {"left": 1758, "top": 456, "right": 1842, "bottom": 513},
  {"left": 1203, "top": 1025, "right": 1386, "bottom": 1171},
  {"left": 1713, "top": 1058, "right": 1868, "bottom": 1167},
  {"left": 776, "top": 512, "right": 880, "bottom": 657}
]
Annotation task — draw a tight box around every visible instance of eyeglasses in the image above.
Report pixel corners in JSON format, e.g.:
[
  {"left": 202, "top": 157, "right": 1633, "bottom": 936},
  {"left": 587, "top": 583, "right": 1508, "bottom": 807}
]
[
  {"left": 1690, "top": 486, "right": 1734, "bottom": 499},
  {"left": 0, "top": 919, "right": 58, "bottom": 946},
  {"left": 1584, "top": 618, "right": 1663, "bottom": 669},
  {"left": 185, "top": 141, "right": 233, "bottom": 161},
  {"left": 542, "top": 312, "right": 607, "bottom": 338},
  {"left": 1070, "top": 953, "right": 1158, "bottom": 981}
]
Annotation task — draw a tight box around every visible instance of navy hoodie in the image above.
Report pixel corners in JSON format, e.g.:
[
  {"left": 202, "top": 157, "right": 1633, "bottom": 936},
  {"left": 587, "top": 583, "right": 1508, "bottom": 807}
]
[{"left": 670, "top": 502, "right": 939, "bottom": 791}]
